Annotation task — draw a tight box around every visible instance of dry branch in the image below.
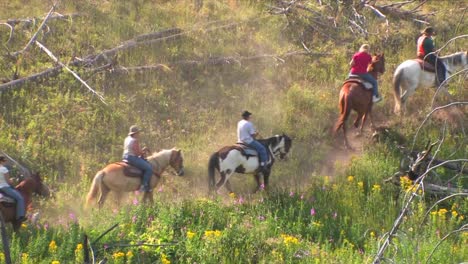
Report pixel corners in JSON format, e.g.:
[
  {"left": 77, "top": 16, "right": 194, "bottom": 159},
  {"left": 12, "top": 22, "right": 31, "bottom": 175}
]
[
  {"left": 373, "top": 1, "right": 430, "bottom": 22},
  {"left": 35, "top": 40, "right": 106, "bottom": 104},
  {"left": 10, "top": 3, "right": 58, "bottom": 57},
  {"left": 2, "top": 13, "right": 80, "bottom": 27}
]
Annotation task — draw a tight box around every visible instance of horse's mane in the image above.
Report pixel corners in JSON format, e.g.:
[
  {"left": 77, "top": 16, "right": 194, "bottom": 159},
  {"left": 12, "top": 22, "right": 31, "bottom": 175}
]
[{"left": 440, "top": 51, "right": 467, "bottom": 62}]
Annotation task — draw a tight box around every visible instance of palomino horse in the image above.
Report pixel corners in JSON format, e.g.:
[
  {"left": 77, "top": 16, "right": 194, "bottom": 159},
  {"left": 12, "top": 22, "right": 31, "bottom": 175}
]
[
  {"left": 0, "top": 173, "right": 50, "bottom": 231},
  {"left": 334, "top": 53, "right": 386, "bottom": 149},
  {"left": 393, "top": 51, "right": 468, "bottom": 114},
  {"left": 208, "top": 134, "right": 292, "bottom": 194},
  {"left": 86, "top": 148, "right": 184, "bottom": 206}
]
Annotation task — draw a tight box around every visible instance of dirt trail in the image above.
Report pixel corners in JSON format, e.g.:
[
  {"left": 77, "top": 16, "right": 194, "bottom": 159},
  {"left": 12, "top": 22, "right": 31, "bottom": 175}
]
[{"left": 319, "top": 132, "right": 366, "bottom": 177}]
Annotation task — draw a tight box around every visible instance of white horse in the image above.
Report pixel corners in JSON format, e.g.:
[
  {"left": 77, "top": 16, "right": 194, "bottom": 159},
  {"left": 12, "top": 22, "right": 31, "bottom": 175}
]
[
  {"left": 208, "top": 134, "right": 292, "bottom": 194},
  {"left": 393, "top": 51, "right": 467, "bottom": 114}
]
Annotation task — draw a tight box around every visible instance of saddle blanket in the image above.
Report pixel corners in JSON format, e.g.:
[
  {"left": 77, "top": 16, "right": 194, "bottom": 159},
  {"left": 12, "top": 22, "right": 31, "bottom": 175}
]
[
  {"left": 346, "top": 75, "right": 373, "bottom": 89},
  {"left": 0, "top": 192, "right": 16, "bottom": 204},
  {"left": 234, "top": 143, "right": 259, "bottom": 156}
]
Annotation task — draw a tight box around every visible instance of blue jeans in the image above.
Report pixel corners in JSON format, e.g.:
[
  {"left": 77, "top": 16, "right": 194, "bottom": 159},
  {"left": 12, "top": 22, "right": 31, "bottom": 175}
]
[
  {"left": 247, "top": 140, "right": 268, "bottom": 165},
  {"left": 124, "top": 155, "right": 153, "bottom": 190},
  {"left": 354, "top": 73, "right": 379, "bottom": 97},
  {"left": 0, "top": 186, "right": 25, "bottom": 219}
]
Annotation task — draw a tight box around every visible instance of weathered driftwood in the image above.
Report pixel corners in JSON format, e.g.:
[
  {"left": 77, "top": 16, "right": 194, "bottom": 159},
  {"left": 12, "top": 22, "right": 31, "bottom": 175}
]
[
  {"left": 2, "top": 13, "right": 81, "bottom": 27},
  {"left": 0, "top": 27, "right": 183, "bottom": 91},
  {"left": 10, "top": 3, "right": 58, "bottom": 58},
  {"left": 424, "top": 183, "right": 468, "bottom": 195}
]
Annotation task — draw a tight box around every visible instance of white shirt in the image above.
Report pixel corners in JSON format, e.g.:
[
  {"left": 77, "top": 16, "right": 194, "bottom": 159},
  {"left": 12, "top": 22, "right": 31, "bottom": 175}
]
[
  {"left": 123, "top": 136, "right": 138, "bottom": 157},
  {"left": 0, "top": 166, "right": 10, "bottom": 188},
  {"left": 237, "top": 119, "right": 256, "bottom": 144}
]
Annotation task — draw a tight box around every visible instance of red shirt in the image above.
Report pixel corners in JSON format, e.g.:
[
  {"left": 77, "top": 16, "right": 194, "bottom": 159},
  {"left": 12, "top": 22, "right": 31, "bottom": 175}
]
[{"left": 350, "top": 51, "right": 372, "bottom": 74}]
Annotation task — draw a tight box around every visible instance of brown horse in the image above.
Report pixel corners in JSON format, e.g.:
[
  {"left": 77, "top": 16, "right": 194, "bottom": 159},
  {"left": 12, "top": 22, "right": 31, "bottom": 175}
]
[
  {"left": 333, "top": 53, "right": 385, "bottom": 149},
  {"left": 0, "top": 173, "right": 50, "bottom": 231},
  {"left": 86, "top": 148, "right": 184, "bottom": 207}
]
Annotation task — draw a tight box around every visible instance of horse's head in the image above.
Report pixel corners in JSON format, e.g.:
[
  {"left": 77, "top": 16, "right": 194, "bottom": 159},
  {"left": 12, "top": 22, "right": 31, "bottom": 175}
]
[
  {"left": 369, "top": 53, "right": 385, "bottom": 75},
  {"left": 19, "top": 172, "right": 51, "bottom": 197},
  {"left": 169, "top": 148, "right": 184, "bottom": 176},
  {"left": 31, "top": 172, "right": 51, "bottom": 197},
  {"left": 271, "top": 134, "right": 292, "bottom": 160}
]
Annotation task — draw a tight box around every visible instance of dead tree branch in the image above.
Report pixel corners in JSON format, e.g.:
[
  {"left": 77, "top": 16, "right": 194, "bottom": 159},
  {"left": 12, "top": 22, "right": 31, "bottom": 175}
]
[
  {"left": 10, "top": 2, "right": 58, "bottom": 57},
  {"left": 0, "top": 23, "right": 14, "bottom": 44},
  {"left": 35, "top": 41, "right": 106, "bottom": 105}
]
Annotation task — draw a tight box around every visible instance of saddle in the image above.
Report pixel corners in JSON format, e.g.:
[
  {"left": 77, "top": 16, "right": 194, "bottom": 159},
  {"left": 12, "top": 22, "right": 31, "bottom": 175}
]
[
  {"left": 116, "top": 161, "right": 147, "bottom": 178},
  {"left": 345, "top": 75, "right": 373, "bottom": 90},
  {"left": 413, "top": 58, "right": 436, "bottom": 72},
  {"left": 234, "top": 143, "right": 259, "bottom": 157},
  {"left": 0, "top": 192, "right": 16, "bottom": 206}
]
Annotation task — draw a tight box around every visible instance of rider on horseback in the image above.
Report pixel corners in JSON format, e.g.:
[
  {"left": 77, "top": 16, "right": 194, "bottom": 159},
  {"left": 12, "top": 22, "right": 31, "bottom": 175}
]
[
  {"left": 0, "top": 156, "right": 26, "bottom": 222},
  {"left": 123, "top": 125, "right": 153, "bottom": 193},
  {"left": 417, "top": 27, "right": 446, "bottom": 86},
  {"left": 349, "top": 44, "right": 382, "bottom": 103},
  {"left": 237, "top": 111, "right": 268, "bottom": 173}
]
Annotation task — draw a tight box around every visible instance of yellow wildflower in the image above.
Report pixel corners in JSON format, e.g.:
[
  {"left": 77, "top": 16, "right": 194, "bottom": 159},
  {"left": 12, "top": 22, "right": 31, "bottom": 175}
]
[
  {"left": 204, "top": 230, "right": 221, "bottom": 240},
  {"left": 229, "top": 192, "right": 236, "bottom": 199},
  {"left": 49, "top": 240, "right": 58, "bottom": 253},
  {"left": 52, "top": 261, "right": 60, "bottom": 264},
  {"left": 347, "top": 176, "right": 354, "bottom": 182},
  {"left": 312, "top": 221, "right": 323, "bottom": 228},
  {"left": 281, "top": 234, "right": 299, "bottom": 246},
  {"left": 438, "top": 208, "right": 448, "bottom": 217},
  {"left": 187, "top": 230, "right": 196, "bottom": 239},
  {"left": 161, "top": 253, "right": 171, "bottom": 264},
  {"left": 452, "top": 210, "right": 458, "bottom": 218},
  {"left": 357, "top": 181, "right": 364, "bottom": 190},
  {"left": 370, "top": 231, "right": 375, "bottom": 238},
  {"left": 372, "top": 184, "right": 381, "bottom": 192},
  {"left": 21, "top": 253, "right": 28, "bottom": 263},
  {"left": 126, "top": 251, "right": 134, "bottom": 258},
  {"left": 112, "top": 252, "right": 125, "bottom": 259}
]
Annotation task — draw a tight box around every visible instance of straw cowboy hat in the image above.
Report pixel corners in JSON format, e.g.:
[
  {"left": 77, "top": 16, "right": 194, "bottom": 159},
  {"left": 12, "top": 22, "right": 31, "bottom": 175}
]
[
  {"left": 421, "top": 27, "right": 435, "bottom": 35},
  {"left": 128, "top": 125, "right": 142, "bottom": 136}
]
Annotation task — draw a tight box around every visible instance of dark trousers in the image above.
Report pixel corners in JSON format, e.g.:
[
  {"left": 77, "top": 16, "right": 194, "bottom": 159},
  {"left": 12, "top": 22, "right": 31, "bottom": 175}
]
[{"left": 425, "top": 54, "right": 446, "bottom": 85}]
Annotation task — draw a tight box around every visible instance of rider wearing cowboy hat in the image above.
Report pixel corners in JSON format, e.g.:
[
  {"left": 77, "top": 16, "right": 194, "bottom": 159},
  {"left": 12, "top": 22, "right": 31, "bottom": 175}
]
[
  {"left": 237, "top": 111, "right": 268, "bottom": 172},
  {"left": 417, "top": 27, "right": 446, "bottom": 86},
  {"left": 123, "top": 125, "right": 153, "bottom": 193}
]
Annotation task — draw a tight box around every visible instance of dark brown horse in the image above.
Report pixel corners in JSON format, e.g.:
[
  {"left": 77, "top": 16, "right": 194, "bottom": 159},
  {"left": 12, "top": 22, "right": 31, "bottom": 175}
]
[
  {"left": 0, "top": 173, "right": 50, "bottom": 231},
  {"left": 334, "top": 53, "right": 385, "bottom": 149}
]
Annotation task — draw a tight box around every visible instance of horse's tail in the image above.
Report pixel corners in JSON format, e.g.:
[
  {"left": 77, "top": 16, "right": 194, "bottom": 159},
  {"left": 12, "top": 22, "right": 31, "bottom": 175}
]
[
  {"left": 86, "top": 171, "right": 105, "bottom": 205},
  {"left": 333, "top": 88, "right": 348, "bottom": 134},
  {"left": 393, "top": 66, "right": 404, "bottom": 114},
  {"left": 208, "top": 152, "right": 219, "bottom": 193}
]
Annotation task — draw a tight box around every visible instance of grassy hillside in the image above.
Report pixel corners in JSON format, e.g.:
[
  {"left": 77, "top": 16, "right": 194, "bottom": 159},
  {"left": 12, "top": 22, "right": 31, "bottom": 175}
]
[{"left": 0, "top": 0, "right": 467, "bottom": 263}]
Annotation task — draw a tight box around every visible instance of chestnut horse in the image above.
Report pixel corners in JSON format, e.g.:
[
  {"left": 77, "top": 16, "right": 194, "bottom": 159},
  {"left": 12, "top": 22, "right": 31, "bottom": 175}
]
[
  {"left": 86, "top": 148, "right": 184, "bottom": 207},
  {"left": 334, "top": 53, "right": 385, "bottom": 149},
  {"left": 0, "top": 173, "right": 50, "bottom": 231}
]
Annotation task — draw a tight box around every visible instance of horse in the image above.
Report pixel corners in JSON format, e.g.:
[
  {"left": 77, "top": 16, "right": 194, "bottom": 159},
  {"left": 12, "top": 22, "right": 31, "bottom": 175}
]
[
  {"left": 393, "top": 51, "right": 468, "bottom": 115},
  {"left": 208, "top": 134, "right": 292, "bottom": 194},
  {"left": 333, "top": 53, "right": 386, "bottom": 149},
  {"left": 86, "top": 148, "right": 184, "bottom": 206},
  {"left": 0, "top": 173, "right": 50, "bottom": 232}
]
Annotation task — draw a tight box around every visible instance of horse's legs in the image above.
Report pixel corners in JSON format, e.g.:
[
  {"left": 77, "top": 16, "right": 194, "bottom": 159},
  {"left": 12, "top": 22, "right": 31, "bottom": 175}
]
[
  {"left": 97, "top": 185, "right": 110, "bottom": 208},
  {"left": 353, "top": 108, "right": 364, "bottom": 129},
  {"left": 215, "top": 170, "right": 234, "bottom": 192},
  {"left": 252, "top": 173, "right": 262, "bottom": 193},
  {"left": 224, "top": 180, "right": 233, "bottom": 193}
]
